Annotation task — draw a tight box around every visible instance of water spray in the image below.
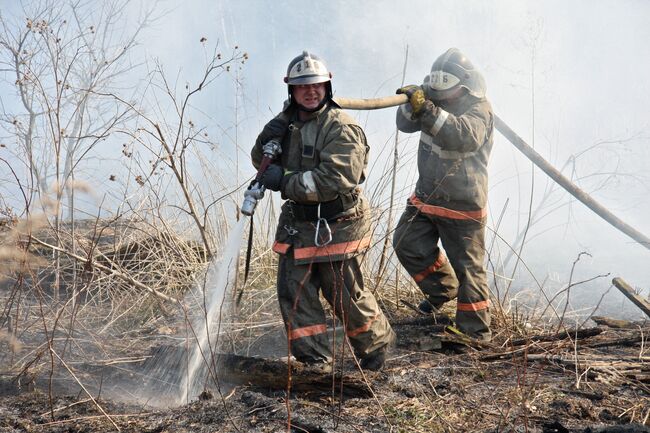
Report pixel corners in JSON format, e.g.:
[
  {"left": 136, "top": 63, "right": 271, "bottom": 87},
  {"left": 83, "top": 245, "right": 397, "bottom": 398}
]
[{"left": 241, "top": 139, "right": 282, "bottom": 216}]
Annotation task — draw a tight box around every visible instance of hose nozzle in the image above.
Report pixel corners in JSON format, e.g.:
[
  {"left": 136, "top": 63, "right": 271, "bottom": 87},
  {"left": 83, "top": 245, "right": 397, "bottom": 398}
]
[
  {"left": 241, "top": 183, "right": 265, "bottom": 216},
  {"left": 241, "top": 139, "right": 282, "bottom": 217}
]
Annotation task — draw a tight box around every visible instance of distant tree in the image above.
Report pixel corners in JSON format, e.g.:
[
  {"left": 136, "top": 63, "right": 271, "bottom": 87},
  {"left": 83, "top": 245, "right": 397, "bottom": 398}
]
[{"left": 0, "top": 0, "right": 153, "bottom": 297}]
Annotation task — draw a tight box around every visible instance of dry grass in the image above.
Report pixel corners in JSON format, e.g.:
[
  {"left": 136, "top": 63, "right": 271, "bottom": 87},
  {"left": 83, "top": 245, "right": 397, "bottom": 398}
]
[
  {"left": 2, "top": 188, "right": 643, "bottom": 429},
  {"left": 1, "top": 200, "right": 648, "bottom": 432}
]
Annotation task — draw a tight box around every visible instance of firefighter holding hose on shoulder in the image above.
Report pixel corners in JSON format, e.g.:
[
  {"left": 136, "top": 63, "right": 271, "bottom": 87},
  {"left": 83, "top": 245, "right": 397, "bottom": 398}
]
[
  {"left": 393, "top": 48, "right": 494, "bottom": 342},
  {"left": 251, "top": 51, "right": 395, "bottom": 371}
]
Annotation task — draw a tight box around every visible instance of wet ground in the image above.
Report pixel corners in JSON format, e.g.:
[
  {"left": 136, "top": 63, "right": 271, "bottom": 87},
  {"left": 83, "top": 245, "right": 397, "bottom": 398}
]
[{"left": 1, "top": 312, "right": 649, "bottom": 433}]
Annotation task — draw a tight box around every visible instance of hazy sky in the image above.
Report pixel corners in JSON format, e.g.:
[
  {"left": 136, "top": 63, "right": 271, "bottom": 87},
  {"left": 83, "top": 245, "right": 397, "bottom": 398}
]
[
  {"left": 141, "top": 0, "right": 650, "bottom": 293},
  {"left": 2, "top": 0, "right": 649, "bottom": 316}
]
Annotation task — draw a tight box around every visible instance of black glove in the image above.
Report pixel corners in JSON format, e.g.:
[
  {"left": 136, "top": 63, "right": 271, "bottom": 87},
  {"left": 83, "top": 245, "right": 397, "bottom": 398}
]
[
  {"left": 260, "top": 164, "right": 284, "bottom": 191},
  {"left": 259, "top": 117, "right": 289, "bottom": 144},
  {"left": 396, "top": 85, "right": 426, "bottom": 114}
]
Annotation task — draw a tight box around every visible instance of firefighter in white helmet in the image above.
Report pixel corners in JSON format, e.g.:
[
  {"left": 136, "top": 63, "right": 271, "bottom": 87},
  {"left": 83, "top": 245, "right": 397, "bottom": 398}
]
[
  {"left": 393, "top": 48, "right": 494, "bottom": 342},
  {"left": 251, "top": 51, "right": 395, "bottom": 370}
]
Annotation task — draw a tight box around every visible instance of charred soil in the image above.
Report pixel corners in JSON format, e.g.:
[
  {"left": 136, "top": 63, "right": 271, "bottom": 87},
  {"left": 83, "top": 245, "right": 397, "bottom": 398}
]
[{"left": 1, "top": 309, "right": 649, "bottom": 433}]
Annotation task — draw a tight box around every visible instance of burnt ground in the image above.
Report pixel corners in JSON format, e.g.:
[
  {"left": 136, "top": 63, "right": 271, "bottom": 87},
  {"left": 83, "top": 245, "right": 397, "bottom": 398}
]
[{"left": 1, "top": 306, "right": 649, "bottom": 433}]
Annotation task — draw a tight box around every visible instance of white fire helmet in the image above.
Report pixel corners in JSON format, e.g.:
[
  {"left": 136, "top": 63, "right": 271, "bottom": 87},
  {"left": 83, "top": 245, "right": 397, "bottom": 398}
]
[{"left": 284, "top": 51, "right": 332, "bottom": 86}]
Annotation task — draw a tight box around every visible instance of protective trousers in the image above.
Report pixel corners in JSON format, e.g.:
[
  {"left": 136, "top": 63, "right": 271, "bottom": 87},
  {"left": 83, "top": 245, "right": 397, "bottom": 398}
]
[
  {"left": 393, "top": 205, "right": 491, "bottom": 341},
  {"left": 277, "top": 254, "right": 395, "bottom": 363}
]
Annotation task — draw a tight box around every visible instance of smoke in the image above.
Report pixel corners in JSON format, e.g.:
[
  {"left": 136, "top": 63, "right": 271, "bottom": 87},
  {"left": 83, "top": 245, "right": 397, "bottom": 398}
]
[{"left": 2, "top": 0, "right": 649, "bottom": 317}]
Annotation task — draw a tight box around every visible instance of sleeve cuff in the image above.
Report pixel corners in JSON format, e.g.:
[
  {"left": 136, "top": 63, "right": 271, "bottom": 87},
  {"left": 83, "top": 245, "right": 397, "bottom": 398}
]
[{"left": 399, "top": 104, "right": 420, "bottom": 122}]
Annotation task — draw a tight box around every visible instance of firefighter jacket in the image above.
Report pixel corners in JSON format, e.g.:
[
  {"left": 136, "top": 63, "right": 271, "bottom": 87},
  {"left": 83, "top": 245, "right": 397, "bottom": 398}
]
[
  {"left": 396, "top": 94, "right": 494, "bottom": 217},
  {"left": 252, "top": 101, "right": 372, "bottom": 265}
]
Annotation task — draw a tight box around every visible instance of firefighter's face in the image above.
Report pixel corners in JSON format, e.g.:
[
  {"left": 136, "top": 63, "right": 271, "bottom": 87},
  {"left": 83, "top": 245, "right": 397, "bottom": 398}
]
[{"left": 292, "top": 83, "right": 326, "bottom": 110}]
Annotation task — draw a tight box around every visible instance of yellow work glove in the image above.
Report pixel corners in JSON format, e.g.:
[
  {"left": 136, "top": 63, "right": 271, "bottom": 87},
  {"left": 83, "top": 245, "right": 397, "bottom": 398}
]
[{"left": 396, "top": 85, "right": 426, "bottom": 114}]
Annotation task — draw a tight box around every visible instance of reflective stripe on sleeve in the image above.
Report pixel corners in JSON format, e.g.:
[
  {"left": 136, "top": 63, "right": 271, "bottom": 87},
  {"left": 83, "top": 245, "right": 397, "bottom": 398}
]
[
  {"left": 293, "top": 237, "right": 371, "bottom": 260},
  {"left": 413, "top": 253, "right": 448, "bottom": 283},
  {"left": 409, "top": 194, "right": 486, "bottom": 220},
  {"left": 457, "top": 300, "right": 489, "bottom": 312},
  {"left": 302, "top": 171, "right": 318, "bottom": 201},
  {"left": 288, "top": 324, "right": 327, "bottom": 340},
  {"left": 429, "top": 108, "right": 449, "bottom": 136}
]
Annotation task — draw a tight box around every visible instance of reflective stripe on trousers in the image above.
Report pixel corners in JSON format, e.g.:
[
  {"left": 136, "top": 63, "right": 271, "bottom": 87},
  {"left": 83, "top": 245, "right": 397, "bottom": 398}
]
[
  {"left": 409, "top": 194, "right": 486, "bottom": 221},
  {"left": 393, "top": 203, "right": 491, "bottom": 340},
  {"left": 457, "top": 300, "right": 489, "bottom": 312},
  {"left": 413, "top": 252, "right": 448, "bottom": 283},
  {"left": 288, "top": 323, "right": 327, "bottom": 340},
  {"left": 276, "top": 254, "right": 395, "bottom": 362},
  {"left": 273, "top": 237, "right": 371, "bottom": 259}
]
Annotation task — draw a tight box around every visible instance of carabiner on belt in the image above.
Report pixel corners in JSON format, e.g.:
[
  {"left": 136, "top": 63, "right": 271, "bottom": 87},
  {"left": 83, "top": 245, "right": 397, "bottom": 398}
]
[{"left": 314, "top": 203, "right": 332, "bottom": 247}]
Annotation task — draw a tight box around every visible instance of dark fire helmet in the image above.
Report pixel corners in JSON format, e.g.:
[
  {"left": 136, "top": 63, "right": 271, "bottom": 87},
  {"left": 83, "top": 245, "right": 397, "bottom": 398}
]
[{"left": 424, "top": 48, "right": 486, "bottom": 100}]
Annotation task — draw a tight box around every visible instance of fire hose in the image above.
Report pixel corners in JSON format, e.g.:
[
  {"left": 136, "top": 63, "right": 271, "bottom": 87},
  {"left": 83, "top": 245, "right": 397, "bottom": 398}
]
[
  {"left": 333, "top": 94, "right": 650, "bottom": 252},
  {"left": 238, "top": 139, "right": 281, "bottom": 302},
  {"left": 239, "top": 94, "right": 649, "bottom": 255}
]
